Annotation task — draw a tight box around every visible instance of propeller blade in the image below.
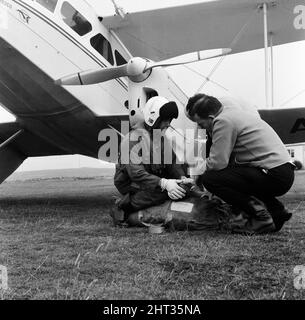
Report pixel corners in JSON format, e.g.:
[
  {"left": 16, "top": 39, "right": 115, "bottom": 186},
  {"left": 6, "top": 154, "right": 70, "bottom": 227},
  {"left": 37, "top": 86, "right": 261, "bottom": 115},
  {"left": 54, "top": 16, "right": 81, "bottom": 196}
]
[
  {"left": 145, "top": 48, "right": 231, "bottom": 71},
  {"left": 55, "top": 64, "right": 128, "bottom": 85},
  {"left": 55, "top": 48, "right": 231, "bottom": 86}
]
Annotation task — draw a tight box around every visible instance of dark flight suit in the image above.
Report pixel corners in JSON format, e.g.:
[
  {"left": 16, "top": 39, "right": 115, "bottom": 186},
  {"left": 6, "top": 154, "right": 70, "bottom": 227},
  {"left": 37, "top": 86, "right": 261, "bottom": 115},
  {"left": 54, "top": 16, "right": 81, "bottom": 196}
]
[{"left": 114, "top": 128, "right": 186, "bottom": 216}]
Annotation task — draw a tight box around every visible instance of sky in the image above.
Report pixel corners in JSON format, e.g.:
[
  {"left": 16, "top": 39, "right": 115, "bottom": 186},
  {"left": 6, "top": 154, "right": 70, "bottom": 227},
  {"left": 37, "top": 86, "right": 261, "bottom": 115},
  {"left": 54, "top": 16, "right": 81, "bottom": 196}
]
[{"left": 0, "top": 0, "right": 305, "bottom": 171}]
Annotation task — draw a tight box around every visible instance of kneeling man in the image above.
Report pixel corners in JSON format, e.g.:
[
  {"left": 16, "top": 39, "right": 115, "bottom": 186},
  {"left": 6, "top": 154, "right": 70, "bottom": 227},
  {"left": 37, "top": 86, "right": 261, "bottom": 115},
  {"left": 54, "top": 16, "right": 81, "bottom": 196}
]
[
  {"left": 113, "top": 97, "right": 187, "bottom": 226},
  {"left": 186, "top": 94, "right": 295, "bottom": 234}
]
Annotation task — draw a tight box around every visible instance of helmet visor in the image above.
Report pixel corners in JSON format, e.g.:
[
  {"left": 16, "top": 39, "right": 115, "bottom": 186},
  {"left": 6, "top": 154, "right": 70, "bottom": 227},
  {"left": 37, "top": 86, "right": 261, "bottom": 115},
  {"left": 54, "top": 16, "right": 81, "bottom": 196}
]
[{"left": 159, "top": 102, "right": 179, "bottom": 122}]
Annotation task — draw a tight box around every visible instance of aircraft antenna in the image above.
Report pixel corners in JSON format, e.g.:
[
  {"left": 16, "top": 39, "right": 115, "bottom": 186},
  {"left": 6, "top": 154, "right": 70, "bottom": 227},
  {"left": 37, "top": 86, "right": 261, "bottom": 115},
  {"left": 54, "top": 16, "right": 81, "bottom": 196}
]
[{"left": 110, "top": 0, "right": 126, "bottom": 19}]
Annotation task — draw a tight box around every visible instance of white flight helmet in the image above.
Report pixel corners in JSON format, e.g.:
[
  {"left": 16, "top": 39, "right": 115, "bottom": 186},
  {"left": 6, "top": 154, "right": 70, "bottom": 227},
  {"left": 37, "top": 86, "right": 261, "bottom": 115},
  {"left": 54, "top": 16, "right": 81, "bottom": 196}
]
[{"left": 143, "top": 96, "right": 178, "bottom": 127}]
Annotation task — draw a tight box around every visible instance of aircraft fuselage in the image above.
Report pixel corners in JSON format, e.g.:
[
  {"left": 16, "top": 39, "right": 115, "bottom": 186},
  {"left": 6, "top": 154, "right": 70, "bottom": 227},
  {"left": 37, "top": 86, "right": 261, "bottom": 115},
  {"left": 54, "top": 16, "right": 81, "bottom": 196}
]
[{"left": 0, "top": 0, "right": 130, "bottom": 158}]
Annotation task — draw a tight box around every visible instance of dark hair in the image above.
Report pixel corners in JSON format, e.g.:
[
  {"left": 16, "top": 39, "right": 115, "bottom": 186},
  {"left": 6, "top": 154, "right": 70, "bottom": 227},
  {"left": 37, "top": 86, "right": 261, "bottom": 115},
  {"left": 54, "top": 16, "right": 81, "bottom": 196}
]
[
  {"left": 185, "top": 94, "right": 206, "bottom": 118},
  {"left": 187, "top": 94, "right": 222, "bottom": 119}
]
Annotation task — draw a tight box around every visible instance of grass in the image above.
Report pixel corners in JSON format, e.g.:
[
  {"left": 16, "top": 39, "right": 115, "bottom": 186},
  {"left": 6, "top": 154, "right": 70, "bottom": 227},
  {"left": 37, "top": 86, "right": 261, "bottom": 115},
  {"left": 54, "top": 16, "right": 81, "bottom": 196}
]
[{"left": 0, "top": 176, "right": 305, "bottom": 300}]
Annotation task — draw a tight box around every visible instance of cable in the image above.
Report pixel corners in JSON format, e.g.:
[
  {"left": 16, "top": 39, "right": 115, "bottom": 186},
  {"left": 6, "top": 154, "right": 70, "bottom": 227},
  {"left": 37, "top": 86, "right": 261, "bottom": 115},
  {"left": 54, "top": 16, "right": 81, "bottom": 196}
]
[
  {"left": 183, "top": 65, "right": 230, "bottom": 93},
  {"left": 195, "top": 5, "right": 261, "bottom": 94},
  {"left": 280, "top": 88, "right": 305, "bottom": 107}
]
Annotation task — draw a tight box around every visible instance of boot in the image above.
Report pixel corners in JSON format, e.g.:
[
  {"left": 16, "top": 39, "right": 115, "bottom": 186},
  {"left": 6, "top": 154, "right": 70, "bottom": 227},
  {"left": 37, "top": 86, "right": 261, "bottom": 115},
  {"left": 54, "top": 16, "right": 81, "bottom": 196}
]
[
  {"left": 109, "top": 206, "right": 128, "bottom": 227},
  {"left": 232, "top": 197, "right": 275, "bottom": 235},
  {"left": 264, "top": 200, "right": 292, "bottom": 232},
  {"left": 269, "top": 208, "right": 292, "bottom": 232},
  {"left": 109, "top": 198, "right": 129, "bottom": 227}
]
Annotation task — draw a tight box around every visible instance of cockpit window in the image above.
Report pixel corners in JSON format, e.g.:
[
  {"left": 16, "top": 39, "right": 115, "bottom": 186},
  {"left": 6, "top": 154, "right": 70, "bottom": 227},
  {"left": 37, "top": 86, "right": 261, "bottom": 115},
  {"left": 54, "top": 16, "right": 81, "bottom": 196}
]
[
  {"left": 115, "top": 50, "right": 127, "bottom": 66},
  {"left": 36, "top": 0, "right": 58, "bottom": 12},
  {"left": 90, "top": 34, "right": 114, "bottom": 65},
  {"left": 61, "top": 2, "right": 92, "bottom": 36}
]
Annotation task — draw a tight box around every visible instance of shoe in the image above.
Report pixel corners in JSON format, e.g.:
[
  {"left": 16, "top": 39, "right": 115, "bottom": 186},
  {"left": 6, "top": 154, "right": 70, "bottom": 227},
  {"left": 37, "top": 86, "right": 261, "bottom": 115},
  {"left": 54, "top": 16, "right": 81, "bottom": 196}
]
[
  {"left": 109, "top": 205, "right": 127, "bottom": 227},
  {"left": 264, "top": 200, "right": 292, "bottom": 232},
  {"left": 233, "top": 217, "right": 276, "bottom": 235},
  {"left": 232, "top": 197, "right": 275, "bottom": 235},
  {"left": 270, "top": 209, "right": 292, "bottom": 232}
]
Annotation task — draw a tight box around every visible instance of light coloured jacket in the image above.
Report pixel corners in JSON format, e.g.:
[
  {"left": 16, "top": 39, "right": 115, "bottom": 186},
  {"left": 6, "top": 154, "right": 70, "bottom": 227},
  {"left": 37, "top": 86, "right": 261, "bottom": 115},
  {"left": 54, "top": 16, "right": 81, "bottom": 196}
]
[{"left": 207, "top": 105, "right": 291, "bottom": 171}]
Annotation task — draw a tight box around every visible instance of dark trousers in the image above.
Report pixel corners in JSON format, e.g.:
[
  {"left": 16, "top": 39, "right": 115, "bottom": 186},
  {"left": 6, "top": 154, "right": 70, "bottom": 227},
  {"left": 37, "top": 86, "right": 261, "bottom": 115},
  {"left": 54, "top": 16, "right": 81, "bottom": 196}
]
[
  {"left": 129, "top": 189, "right": 168, "bottom": 211},
  {"left": 200, "top": 163, "right": 295, "bottom": 213},
  {"left": 117, "top": 187, "right": 169, "bottom": 217}
]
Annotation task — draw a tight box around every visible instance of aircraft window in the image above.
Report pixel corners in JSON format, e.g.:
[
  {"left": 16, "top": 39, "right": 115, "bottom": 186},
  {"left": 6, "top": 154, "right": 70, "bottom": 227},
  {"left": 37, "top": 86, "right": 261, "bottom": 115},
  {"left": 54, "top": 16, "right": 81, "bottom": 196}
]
[
  {"left": 115, "top": 50, "right": 127, "bottom": 66},
  {"left": 36, "top": 0, "right": 58, "bottom": 12},
  {"left": 90, "top": 34, "right": 114, "bottom": 65},
  {"left": 288, "top": 149, "right": 295, "bottom": 158},
  {"left": 61, "top": 2, "right": 92, "bottom": 36}
]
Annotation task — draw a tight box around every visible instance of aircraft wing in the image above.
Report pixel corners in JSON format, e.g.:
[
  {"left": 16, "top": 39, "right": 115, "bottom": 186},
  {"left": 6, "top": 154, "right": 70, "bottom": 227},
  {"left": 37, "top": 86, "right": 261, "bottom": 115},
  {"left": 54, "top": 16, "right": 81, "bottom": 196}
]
[
  {"left": 0, "top": 122, "right": 67, "bottom": 157},
  {"left": 259, "top": 107, "right": 305, "bottom": 145},
  {"left": 103, "top": 0, "right": 304, "bottom": 60}
]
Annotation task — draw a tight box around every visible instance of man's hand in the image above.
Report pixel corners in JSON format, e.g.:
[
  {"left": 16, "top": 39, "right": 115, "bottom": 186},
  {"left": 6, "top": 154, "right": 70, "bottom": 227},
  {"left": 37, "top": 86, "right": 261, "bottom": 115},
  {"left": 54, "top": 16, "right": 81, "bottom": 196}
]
[
  {"left": 181, "top": 177, "right": 195, "bottom": 185},
  {"left": 161, "top": 178, "right": 186, "bottom": 200}
]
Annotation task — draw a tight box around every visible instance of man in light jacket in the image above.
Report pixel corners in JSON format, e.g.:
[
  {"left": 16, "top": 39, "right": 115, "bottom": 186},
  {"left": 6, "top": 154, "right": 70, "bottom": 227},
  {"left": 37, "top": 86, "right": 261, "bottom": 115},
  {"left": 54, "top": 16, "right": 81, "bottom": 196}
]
[{"left": 186, "top": 94, "right": 295, "bottom": 234}]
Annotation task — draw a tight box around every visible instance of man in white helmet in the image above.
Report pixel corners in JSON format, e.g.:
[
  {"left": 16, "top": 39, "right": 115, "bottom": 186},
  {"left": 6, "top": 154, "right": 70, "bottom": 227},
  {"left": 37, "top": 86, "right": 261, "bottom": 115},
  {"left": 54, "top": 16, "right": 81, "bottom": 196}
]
[{"left": 112, "top": 96, "right": 187, "bottom": 226}]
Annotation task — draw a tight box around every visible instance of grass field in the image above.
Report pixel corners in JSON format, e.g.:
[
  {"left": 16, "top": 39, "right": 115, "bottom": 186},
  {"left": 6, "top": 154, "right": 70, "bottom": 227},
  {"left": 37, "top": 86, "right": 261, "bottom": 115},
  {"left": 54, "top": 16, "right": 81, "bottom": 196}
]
[{"left": 1, "top": 173, "right": 305, "bottom": 300}]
